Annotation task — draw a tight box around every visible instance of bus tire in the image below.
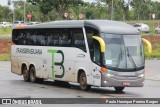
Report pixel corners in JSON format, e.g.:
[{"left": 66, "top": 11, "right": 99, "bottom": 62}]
[
  {"left": 114, "top": 87, "right": 125, "bottom": 92},
  {"left": 79, "top": 72, "right": 91, "bottom": 91},
  {"left": 22, "top": 65, "right": 30, "bottom": 82},
  {"left": 30, "top": 66, "right": 37, "bottom": 83}
]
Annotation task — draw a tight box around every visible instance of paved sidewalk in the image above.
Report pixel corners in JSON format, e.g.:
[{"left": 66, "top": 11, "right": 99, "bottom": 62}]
[{"left": 145, "top": 60, "right": 160, "bottom": 81}]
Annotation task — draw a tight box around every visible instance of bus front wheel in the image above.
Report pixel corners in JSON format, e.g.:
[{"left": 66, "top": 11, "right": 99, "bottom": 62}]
[
  {"left": 30, "top": 66, "right": 37, "bottom": 82},
  {"left": 114, "top": 87, "right": 125, "bottom": 92},
  {"left": 79, "top": 72, "right": 91, "bottom": 91},
  {"left": 22, "top": 65, "right": 30, "bottom": 82}
]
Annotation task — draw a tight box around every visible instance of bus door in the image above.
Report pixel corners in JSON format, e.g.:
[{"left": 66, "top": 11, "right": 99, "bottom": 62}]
[{"left": 90, "top": 39, "right": 102, "bottom": 86}]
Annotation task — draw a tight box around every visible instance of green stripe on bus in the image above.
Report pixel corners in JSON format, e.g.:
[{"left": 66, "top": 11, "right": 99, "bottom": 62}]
[{"left": 48, "top": 49, "right": 58, "bottom": 80}]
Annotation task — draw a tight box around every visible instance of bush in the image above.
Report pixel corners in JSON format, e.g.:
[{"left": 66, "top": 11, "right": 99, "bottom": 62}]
[
  {"left": 144, "top": 43, "right": 160, "bottom": 59},
  {"left": 145, "top": 52, "right": 160, "bottom": 59}
]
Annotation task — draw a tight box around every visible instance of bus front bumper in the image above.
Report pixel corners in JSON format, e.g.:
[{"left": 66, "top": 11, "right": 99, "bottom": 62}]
[{"left": 101, "top": 73, "right": 144, "bottom": 87}]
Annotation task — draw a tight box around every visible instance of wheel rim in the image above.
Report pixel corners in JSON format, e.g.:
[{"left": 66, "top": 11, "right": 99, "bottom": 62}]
[
  {"left": 81, "top": 77, "right": 86, "bottom": 87},
  {"left": 80, "top": 74, "right": 87, "bottom": 89}
]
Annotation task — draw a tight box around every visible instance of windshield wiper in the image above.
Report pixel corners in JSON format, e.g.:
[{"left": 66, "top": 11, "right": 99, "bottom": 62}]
[
  {"left": 126, "top": 47, "right": 137, "bottom": 69},
  {"left": 115, "top": 47, "right": 123, "bottom": 69}
]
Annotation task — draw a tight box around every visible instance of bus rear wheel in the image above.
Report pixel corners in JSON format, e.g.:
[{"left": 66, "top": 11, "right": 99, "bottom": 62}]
[
  {"left": 22, "top": 65, "right": 30, "bottom": 82},
  {"left": 30, "top": 66, "right": 37, "bottom": 82},
  {"left": 114, "top": 87, "right": 125, "bottom": 92},
  {"left": 79, "top": 72, "right": 91, "bottom": 91}
]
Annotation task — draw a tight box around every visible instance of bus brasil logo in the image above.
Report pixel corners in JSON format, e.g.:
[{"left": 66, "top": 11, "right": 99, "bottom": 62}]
[{"left": 48, "top": 49, "right": 65, "bottom": 79}]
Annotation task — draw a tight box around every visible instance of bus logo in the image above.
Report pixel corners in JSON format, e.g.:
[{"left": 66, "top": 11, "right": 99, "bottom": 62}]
[{"left": 48, "top": 49, "right": 65, "bottom": 79}]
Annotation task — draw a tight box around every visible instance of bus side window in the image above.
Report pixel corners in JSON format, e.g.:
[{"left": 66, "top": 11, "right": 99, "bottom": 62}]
[
  {"left": 17, "top": 30, "right": 27, "bottom": 45},
  {"left": 36, "top": 30, "right": 46, "bottom": 46},
  {"left": 72, "top": 29, "right": 86, "bottom": 52},
  {"left": 26, "top": 30, "right": 35, "bottom": 45},
  {"left": 47, "top": 31, "right": 59, "bottom": 46},
  {"left": 31, "top": 30, "right": 37, "bottom": 45},
  {"left": 85, "top": 28, "right": 99, "bottom": 61},
  {"left": 47, "top": 33, "right": 54, "bottom": 46},
  {"left": 12, "top": 29, "right": 19, "bottom": 45},
  {"left": 93, "top": 40, "right": 101, "bottom": 65},
  {"left": 60, "top": 29, "right": 71, "bottom": 47}
]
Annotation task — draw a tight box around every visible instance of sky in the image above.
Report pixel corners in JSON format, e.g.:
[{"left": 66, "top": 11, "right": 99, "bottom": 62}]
[{"left": 0, "top": 0, "right": 160, "bottom": 6}]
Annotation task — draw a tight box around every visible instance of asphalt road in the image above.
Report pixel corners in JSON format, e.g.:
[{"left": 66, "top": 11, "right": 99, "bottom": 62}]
[{"left": 0, "top": 60, "right": 160, "bottom": 107}]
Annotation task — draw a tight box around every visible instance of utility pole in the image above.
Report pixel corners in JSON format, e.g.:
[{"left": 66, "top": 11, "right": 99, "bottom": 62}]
[
  {"left": 111, "top": 0, "right": 114, "bottom": 20},
  {"left": 24, "top": 0, "right": 26, "bottom": 23},
  {"left": 12, "top": 0, "right": 15, "bottom": 23}
]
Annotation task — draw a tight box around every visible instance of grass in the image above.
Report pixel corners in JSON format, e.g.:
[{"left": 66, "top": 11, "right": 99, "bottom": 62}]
[
  {"left": 0, "top": 27, "right": 12, "bottom": 35},
  {"left": 0, "top": 54, "right": 10, "bottom": 61},
  {"left": 144, "top": 44, "right": 160, "bottom": 59}
]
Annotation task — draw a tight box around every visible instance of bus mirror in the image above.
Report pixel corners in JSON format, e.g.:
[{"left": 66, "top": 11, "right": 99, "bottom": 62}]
[
  {"left": 92, "top": 36, "right": 105, "bottom": 52},
  {"left": 142, "top": 38, "right": 152, "bottom": 53}
]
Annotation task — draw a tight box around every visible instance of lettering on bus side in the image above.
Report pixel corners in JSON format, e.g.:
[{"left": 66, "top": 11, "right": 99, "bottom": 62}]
[
  {"left": 48, "top": 49, "right": 65, "bottom": 79},
  {"left": 16, "top": 48, "right": 42, "bottom": 55}
]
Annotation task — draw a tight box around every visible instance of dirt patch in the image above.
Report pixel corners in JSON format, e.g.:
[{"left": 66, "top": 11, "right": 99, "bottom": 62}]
[
  {"left": 143, "top": 36, "right": 160, "bottom": 49},
  {"left": 0, "top": 38, "right": 11, "bottom": 54}
]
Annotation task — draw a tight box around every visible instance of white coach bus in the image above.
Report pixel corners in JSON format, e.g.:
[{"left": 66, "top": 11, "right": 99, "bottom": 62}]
[{"left": 11, "top": 20, "right": 149, "bottom": 92}]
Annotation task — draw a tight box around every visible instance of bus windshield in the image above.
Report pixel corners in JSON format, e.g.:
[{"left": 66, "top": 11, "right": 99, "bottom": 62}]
[{"left": 102, "top": 33, "right": 145, "bottom": 72}]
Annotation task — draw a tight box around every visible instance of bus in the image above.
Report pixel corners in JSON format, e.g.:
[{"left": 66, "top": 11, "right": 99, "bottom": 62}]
[{"left": 11, "top": 20, "right": 150, "bottom": 92}]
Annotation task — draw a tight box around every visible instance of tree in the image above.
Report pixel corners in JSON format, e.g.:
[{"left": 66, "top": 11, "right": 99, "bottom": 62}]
[
  {"left": 121, "top": 0, "right": 131, "bottom": 20},
  {"left": 130, "top": 0, "right": 151, "bottom": 20},
  {"left": 98, "top": 0, "right": 123, "bottom": 20},
  {"left": 26, "top": 0, "right": 39, "bottom": 5},
  {"left": 27, "top": 0, "right": 84, "bottom": 20},
  {"left": 98, "top": 0, "right": 113, "bottom": 19},
  {"left": 0, "top": 5, "right": 12, "bottom": 22}
]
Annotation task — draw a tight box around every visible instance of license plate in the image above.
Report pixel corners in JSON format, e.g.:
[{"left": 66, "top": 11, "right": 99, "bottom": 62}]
[{"left": 122, "top": 82, "right": 130, "bottom": 86}]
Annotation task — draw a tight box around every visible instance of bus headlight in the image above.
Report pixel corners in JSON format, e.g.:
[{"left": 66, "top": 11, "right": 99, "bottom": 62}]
[
  {"left": 106, "top": 73, "right": 114, "bottom": 77},
  {"left": 138, "top": 74, "right": 144, "bottom": 78}
]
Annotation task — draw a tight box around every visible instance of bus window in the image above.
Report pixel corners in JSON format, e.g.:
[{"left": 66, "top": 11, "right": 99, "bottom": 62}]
[
  {"left": 91, "top": 40, "right": 101, "bottom": 65},
  {"left": 37, "top": 30, "right": 47, "bottom": 46},
  {"left": 85, "top": 28, "right": 99, "bottom": 46},
  {"left": 26, "top": 30, "right": 35, "bottom": 45},
  {"left": 31, "top": 30, "right": 37, "bottom": 45},
  {"left": 17, "top": 30, "right": 27, "bottom": 45},
  {"left": 47, "top": 31, "right": 59, "bottom": 46},
  {"left": 72, "top": 29, "right": 86, "bottom": 52},
  {"left": 85, "top": 28, "right": 99, "bottom": 60},
  {"left": 12, "top": 29, "right": 19, "bottom": 44},
  {"left": 60, "top": 29, "right": 71, "bottom": 46}
]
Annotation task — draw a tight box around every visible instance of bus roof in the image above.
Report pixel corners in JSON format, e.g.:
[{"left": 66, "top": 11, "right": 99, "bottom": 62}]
[{"left": 14, "top": 20, "right": 139, "bottom": 35}]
